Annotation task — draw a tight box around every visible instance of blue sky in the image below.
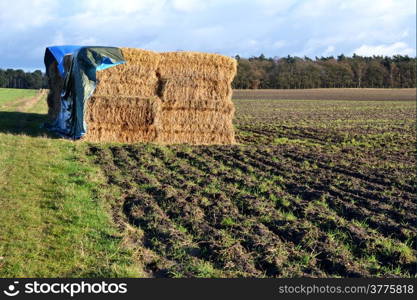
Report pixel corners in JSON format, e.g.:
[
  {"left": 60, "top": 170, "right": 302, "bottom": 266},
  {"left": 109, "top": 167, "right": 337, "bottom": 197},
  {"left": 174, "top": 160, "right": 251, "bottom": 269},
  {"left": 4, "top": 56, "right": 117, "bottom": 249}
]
[{"left": 0, "top": 0, "right": 415, "bottom": 70}]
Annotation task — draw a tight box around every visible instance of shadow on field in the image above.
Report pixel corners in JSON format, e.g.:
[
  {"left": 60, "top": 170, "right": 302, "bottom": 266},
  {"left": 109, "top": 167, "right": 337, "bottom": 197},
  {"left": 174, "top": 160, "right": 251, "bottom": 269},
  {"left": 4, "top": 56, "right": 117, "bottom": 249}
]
[{"left": 0, "top": 111, "right": 58, "bottom": 138}]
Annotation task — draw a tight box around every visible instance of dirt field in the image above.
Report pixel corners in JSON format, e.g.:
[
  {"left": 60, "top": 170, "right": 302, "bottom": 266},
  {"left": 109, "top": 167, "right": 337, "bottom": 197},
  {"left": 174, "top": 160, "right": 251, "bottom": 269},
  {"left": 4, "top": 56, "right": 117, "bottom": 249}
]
[
  {"left": 232, "top": 88, "right": 416, "bottom": 101},
  {"left": 87, "top": 89, "right": 416, "bottom": 277}
]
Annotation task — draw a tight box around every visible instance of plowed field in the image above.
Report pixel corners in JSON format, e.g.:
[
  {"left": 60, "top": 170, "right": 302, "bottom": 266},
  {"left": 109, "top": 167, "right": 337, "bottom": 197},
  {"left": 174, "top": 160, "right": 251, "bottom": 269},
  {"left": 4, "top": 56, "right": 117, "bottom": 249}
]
[{"left": 88, "top": 90, "right": 416, "bottom": 277}]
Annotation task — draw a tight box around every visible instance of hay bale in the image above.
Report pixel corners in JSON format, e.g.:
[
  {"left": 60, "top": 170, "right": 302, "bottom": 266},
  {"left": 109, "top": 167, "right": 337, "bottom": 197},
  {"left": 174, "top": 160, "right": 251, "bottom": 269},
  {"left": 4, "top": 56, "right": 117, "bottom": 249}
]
[
  {"left": 46, "top": 61, "right": 63, "bottom": 121},
  {"left": 155, "top": 130, "right": 235, "bottom": 145},
  {"left": 158, "top": 108, "right": 233, "bottom": 132},
  {"left": 94, "top": 80, "right": 158, "bottom": 98},
  {"left": 84, "top": 96, "right": 161, "bottom": 143},
  {"left": 85, "top": 125, "right": 158, "bottom": 143},
  {"left": 158, "top": 51, "right": 237, "bottom": 81},
  {"left": 95, "top": 48, "right": 161, "bottom": 99},
  {"left": 158, "top": 77, "right": 233, "bottom": 103},
  {"left": 85, "top": 96, "right": 161, "bottom": 126}
]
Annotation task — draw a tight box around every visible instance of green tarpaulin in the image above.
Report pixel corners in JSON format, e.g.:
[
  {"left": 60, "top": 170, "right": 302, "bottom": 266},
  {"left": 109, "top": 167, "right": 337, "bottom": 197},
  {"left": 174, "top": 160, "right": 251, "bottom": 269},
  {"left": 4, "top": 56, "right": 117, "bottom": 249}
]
[{"left": 44, "top": 46, "right": 125, "bottom": 139}]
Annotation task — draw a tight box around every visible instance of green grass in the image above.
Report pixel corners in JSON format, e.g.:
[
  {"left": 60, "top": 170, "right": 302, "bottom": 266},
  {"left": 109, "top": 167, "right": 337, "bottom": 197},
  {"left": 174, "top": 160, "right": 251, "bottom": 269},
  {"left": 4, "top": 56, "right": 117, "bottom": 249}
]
[
  {"left": 220, "top": 217, "right": 237, "bottom": 227},
  {"left": 0, "top": 88, "right": 139, "bottom": 277}
]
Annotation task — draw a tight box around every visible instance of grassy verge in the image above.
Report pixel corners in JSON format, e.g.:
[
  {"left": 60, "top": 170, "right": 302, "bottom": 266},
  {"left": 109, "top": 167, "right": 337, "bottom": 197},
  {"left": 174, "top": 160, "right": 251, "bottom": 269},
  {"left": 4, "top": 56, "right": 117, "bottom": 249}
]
[
  {"left": 0, "top": 88, "right": 139, "bottom": 277},
  {"left": 0, "top": 88, "right": 38, "bottom": 108}
]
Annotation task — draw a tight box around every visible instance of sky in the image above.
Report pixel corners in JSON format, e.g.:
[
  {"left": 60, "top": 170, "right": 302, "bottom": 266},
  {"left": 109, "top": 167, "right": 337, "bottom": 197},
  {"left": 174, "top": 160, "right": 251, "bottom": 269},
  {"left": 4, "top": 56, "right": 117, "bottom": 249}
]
[{"left": 0, "top": 0, "right": 415, "bottom": 70}]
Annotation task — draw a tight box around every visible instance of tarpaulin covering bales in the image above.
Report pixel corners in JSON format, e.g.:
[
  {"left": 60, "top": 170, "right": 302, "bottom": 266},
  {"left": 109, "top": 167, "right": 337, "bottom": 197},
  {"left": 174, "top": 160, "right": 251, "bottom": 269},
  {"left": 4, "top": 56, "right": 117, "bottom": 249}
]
[{"left": 45, "top": 46, "right": 237, "bottom": 145}]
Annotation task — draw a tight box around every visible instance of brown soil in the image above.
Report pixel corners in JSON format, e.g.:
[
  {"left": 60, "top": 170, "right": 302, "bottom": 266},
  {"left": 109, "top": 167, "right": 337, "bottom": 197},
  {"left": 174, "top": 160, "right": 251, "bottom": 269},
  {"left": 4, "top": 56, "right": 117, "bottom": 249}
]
[
  {"left": 232, "top": 88, "right": 416, "bottom": 101},
  {"left": 87, "top": 90, "right": 416, "bottom": 277}
]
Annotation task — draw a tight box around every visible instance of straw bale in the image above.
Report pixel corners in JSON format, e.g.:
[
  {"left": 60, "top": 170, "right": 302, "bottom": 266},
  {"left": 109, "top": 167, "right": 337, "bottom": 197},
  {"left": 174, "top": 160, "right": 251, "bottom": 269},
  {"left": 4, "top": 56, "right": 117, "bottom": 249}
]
[
  {"left": 94, "top": 80, "right": 158, "bottom": 98},
  {"left": 120, "top": 48, "right": 161, "bottom": 65},
  {"left": 161, "top": 98, "right": 235, "bottom": 112},
  {"left": 155, "top": 130, "right": 235, "bottom": 145},
  {"left": 46, "top": 61, "right": 63, "bottom": 121},
  {"left": 84, "top": 96, "right": 161, "bottom": 143},
  {"left": 158, "top": 77, "right": 232, "bottom": 103},
  {"left": 158, "top": 51, "right": 237, "bottom": 81},
  {"left": 158, "top": 108, "right": 234, "bottom": 133},
  {"left": 96, "top": 65, "right": 158, "bottom": 82},
  {"left": 85, "top": 125, "right": 158, "bottom": 143},
  {"left": 85, "top": 96, "right": 161, "bottom": 127}
]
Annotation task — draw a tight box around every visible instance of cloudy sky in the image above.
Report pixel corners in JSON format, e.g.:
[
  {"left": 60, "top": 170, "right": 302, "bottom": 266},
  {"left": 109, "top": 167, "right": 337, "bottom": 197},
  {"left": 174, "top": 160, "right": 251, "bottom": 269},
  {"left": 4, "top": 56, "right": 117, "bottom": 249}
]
[{"left": 0, "top": 0, "right": 415, "bottom": 70}]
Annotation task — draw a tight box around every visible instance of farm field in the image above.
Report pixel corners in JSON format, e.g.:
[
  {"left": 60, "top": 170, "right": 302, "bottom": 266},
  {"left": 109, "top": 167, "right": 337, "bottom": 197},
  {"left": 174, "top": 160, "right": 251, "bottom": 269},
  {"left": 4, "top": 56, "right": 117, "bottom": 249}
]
[
  {"left": 87, "top": 89, "right": 416, "bottom": 277},
  {"left": 0, "top": 88, "right": 415, "bottom": 277},
  {"left": 233, "top": 88, "right": 416, "bottom": 101}
]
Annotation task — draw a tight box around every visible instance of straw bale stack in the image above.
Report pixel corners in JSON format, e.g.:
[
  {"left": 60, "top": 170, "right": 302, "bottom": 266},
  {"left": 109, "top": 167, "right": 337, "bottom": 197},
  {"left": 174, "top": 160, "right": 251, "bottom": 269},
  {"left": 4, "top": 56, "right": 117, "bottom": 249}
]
[{"left": 49, "top": 47, "right": 237, "bottom": 144}]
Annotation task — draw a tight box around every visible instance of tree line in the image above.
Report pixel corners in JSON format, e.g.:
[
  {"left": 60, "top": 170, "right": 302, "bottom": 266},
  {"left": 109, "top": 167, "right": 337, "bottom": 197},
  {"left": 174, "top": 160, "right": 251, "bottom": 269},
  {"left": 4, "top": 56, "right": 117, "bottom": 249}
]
[
  {"left": 0, "top": 69, "right": 47, "bottom": 89},
  {"left": 1, "top": 54, "right": 415, "bottom": 90},
  {"left": 232, "top": 54, "right": 416, "bottom": 89}
]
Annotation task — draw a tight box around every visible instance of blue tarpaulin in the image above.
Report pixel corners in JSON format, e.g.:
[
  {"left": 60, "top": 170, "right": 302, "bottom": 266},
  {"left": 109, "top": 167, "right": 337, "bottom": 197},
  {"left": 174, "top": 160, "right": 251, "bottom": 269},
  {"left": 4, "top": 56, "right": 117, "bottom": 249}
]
[
  {"left": 45, "top": 45, "right": 125, "bottom": 77},
  {"left": 45, "top": 45, "right": 82, "bottom": 76}
]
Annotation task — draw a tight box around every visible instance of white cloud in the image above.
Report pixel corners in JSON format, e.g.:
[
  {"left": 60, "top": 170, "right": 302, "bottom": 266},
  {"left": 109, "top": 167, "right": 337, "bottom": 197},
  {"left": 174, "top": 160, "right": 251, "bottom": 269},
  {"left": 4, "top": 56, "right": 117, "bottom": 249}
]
[
  {"left": 52, "top": 32, "right": 66, "bottom": 46},
  {"left": 353, "top": 42, "right": 415, "bottom": 56},
  {"left": 291, "top": 0, "right": 416, "bottom": 57},
  {"left": 256, "top": 0, "right": 298, "bottom": 15},
  {"left": 0, "top": 0, "right": 57, "bottom": 31},
  {"left": 400, "top": 30, "right": 409, "bottom": 38},
  {"left": 273, "top": 40, "right": 287, "bottom": 48},
  {"left": 172, "top": 0, "right": 205, "bottom": 12},
  {"left": 0, "top": 0, "right": 415, "bottom": 69},
  {"left": 323, "top": 45, "right": 335, "bottom": 56},
  {"left": 298, "top": 0, "right": 415, "bottom": 19},
  {"left": 80, "top": 0, "right": 161, "bottom": 14}
]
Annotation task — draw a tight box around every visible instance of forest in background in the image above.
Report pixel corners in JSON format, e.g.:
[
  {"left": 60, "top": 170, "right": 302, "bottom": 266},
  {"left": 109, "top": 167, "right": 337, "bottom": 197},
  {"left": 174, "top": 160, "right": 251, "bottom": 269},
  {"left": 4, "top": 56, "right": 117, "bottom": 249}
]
[
  {"left": 232, "top": 54, "right": 416, "bottom": 89},
  {"left": 0, "top": 54, "right": 415, "bottom": 90},
  {"left": 0, "top": 69, "right": 46, "bottom": 89}
]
